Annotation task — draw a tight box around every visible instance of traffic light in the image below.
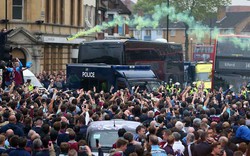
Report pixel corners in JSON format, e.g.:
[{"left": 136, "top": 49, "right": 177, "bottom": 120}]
[{"left": 0, "top": 45, "right": 12, "bottom": 62}]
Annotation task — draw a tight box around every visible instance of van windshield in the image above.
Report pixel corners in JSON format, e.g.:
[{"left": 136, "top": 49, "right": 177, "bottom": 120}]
[{"left": 128, "top": 80, "right": 161, "bottom": 92}]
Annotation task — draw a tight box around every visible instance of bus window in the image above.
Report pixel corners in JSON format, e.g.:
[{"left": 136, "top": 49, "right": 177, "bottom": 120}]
[
  {"left": 78, "top": 42, "right": 123, "bottom": 64},
  {"left": 125, "top": 49, "right": 161, "bottom": 61}
]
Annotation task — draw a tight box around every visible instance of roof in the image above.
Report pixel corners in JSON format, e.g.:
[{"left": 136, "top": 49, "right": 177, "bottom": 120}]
[
  {"left": 159, "top": 20, "right": 186, "bottom": 29},
  {"left": 214, "top": 12, "right": 250, "bottom": 28},
  {"left": 108, "top": 0, "right": 131, "bottom": 15},
  {"left": 132, "top": 11, "right": 250, "bottom": 29},
  {"left": 87, "top": 119, "right": 141, "bottom": 132},
  {"left": 242, "top": 22, "right": 250, "bottom": 32},
  {"left": 116, "top": 68, "right": 157, "bottom": 79}
]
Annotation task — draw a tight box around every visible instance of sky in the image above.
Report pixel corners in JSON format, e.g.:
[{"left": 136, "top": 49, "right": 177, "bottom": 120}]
[
  {"left": 131, "top": 0, "right": 250, "bottom": 5},
  {"left": 131, "top": 0, "right": 137, "bottom": 3},
  {"left": 231, "top": 0, "right": 250, "bottom": 5}
]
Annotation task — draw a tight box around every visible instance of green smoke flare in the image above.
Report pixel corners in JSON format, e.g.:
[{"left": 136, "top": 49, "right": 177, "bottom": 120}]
[{"left": 67, "top": 2, "right": 248, "bottom": 50}]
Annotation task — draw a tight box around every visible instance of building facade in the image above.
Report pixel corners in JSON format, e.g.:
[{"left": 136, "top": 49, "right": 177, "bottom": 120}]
[
  {"left": 0, "top": 0, "right": 131, "bottom": 74},
  {"left": 0, "top": 0, "right": 96, "bottom": 74}
]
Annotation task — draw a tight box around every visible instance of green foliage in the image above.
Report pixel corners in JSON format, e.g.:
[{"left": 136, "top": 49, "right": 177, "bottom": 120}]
[
  {"left": 133, "top": 0, "right": 231, "bottom": 21},
  {"left": 133, "top": 0, "right": 166, "bottom": 15}
]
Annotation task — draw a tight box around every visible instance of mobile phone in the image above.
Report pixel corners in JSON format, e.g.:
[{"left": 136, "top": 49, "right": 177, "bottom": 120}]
[
  {"left": 95, "top": 139, "right": 99, "bottom": 147},
  {"left": 79, "top": 146, "right": 86, "bottom": 151}
]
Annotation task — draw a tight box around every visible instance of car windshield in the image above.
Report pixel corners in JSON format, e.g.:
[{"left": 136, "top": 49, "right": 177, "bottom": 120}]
[{"left": 89, "top": 130, "right": 118, "bottom": 148}]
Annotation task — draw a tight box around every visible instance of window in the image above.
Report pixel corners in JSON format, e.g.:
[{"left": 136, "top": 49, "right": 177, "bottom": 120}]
[
  {"left": 170, "top": 30, "right": 176, "bottom": 36},
  {"left": 145, "top": 30, "right": 151, "bottom": 36},
  {"left": 157, "top": 30, "right": 162, "bottom": 36},
  {"left": 53, "top": 0, "right": 57, "bottom": 23},
  {"left": 135, "top": 31, "right": 140, "bottom": 36},
  {"left": 13, "top": 0, "right": 23, "bottom": 20},
  {"left": 77, "top": 0, "right": 81, "bottom": 26},
  {"left": 107, "top": 14, "right": 114, "bottom": 35},
  {"left": 60, "top": 0, "right": 64, "bottom": 24},
  {"left": 118, "top": 17, "right": 125, "bottom": 36},
  {"left": 45, "top": 0, "right": 50, "bottom": 23},
  {"left": 70, "top": 0, "right": 75, "bottom": 25}
]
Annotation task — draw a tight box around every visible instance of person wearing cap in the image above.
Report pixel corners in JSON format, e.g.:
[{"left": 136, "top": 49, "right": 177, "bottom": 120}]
[
  {"left": 174, "top": 82, "right": 182, "bottom": 94},
  {"left": 189, "top": 82, "right": 198, "bottom": 95}
]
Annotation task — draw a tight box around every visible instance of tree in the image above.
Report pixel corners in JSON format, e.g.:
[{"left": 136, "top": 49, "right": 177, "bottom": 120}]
[{"left": 133, "top": 0, "right": 231, "bottom": 61}]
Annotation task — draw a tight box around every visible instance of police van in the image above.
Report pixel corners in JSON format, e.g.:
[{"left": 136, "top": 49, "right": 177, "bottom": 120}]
[{"left": 66, "top": 64, "right": 161, "bottom": 93}]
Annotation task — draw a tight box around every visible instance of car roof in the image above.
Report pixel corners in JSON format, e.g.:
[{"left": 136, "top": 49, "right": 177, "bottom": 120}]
[{"left": 87, "top": 119, "right": 141, "bottom": 132}]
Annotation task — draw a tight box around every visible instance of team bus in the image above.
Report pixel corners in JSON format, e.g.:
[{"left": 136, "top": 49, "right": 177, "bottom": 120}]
[
  {"left": 193, "top": 44, "right": 213, "bottom": 62},
  {"left": 78, "top": 40, "right": 184, "bottom": 84},
  {"left": 212, "top": 35, "right": 250, "bottom": 93}
]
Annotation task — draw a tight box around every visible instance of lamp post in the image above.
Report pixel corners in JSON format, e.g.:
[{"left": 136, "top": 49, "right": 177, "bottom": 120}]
[
  {"left": 190, "top": 38, "right": 193, "bottom": 61},
  {"left": 166, "top": 0, "right": 169, "bottom": 42},
  {"left": 5, "top": 0, "right": 7, "bottom": 29}
]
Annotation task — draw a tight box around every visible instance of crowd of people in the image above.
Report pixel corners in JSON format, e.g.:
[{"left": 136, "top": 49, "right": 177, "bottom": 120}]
[{"left": 0, "top": 59, "right": 250, "bottom": 156}]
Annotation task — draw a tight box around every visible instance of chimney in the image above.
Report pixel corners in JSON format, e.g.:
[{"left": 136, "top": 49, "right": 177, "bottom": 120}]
[{"left": 217, "top": 6, "right": 227, "bottom": 22}]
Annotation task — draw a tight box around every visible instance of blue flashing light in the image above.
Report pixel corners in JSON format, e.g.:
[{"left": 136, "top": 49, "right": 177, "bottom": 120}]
[{"left": 112, "top": 65, "right": 151, "bottom": 70}]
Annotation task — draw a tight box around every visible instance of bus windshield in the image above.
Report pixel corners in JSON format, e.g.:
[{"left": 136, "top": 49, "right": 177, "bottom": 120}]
[
  {"left": 217, "top": 37, "right": 250, "bottom": 58},
  {"left": 196, "top": 73, "right": 210, "bottom": 82},
  {"left": 213, "top": 35, "right": 250, "bottom": 92}
]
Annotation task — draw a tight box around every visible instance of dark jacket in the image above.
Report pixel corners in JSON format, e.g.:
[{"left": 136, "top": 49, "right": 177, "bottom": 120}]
[
  {"left": 57, "top": 132, "right": 69, "bottom": 146},
  {"left": 184, "top": 143, "right": 196, "bottom": 156},
  {"left": 193, "top": 142, "right": 211, "bottom": 156},
  {"left": 124, "top": 143, "right": 136, "bottom": 156},
  {"left": 0, "top": 29, "right": 13, "bottom": 45},
  {"left": 0, "top": 123, "right": 24, "bottom": 136},
  {"left": 163, "top": 144, "right": 175, "bottom": 155},
  {"left": 34, "top": 149, "right": 50, "bottom": 156},
  {"left": 0, "top": 147, "right": 6, "bottom": 155},
  {"left": 9, "top": 148, "right": 31, "bottom": 156}
]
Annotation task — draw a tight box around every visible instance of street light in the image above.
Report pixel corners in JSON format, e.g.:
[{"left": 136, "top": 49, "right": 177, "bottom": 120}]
[
  {"left": 5, "top": 0, "right": 8, "bottom": 29},
  {"left": 166, "top": 0, "right": 169, "bottom": 42},
  {"left": 190, "top": 38, "right": 193, "bottom": 61}
]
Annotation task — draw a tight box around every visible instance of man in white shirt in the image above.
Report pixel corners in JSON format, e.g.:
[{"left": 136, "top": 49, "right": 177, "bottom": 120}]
[{"left": 172, "top": 132, "right": 185, "bottom": 155}]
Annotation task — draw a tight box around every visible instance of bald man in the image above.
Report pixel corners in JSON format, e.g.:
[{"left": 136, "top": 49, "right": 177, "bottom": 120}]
[
  {"left": 4, "top": 129, "right": 14, "bottom": 149},
  {"left": 0, "top": 115, "right": 24, "bottom": 136}
]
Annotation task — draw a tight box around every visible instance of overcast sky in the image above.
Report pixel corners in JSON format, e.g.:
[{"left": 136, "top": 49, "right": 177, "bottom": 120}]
[
  {"left": 131, "top": 0, "right": 250, "bottom": 6},
  {"left": 231, "top": 0, "right": 250, "bottom": 5}
]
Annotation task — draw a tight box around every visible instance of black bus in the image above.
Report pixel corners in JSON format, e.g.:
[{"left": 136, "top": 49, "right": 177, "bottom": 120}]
[{"left": 78, "top": 40, "right": 184, "bottom": 83}]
